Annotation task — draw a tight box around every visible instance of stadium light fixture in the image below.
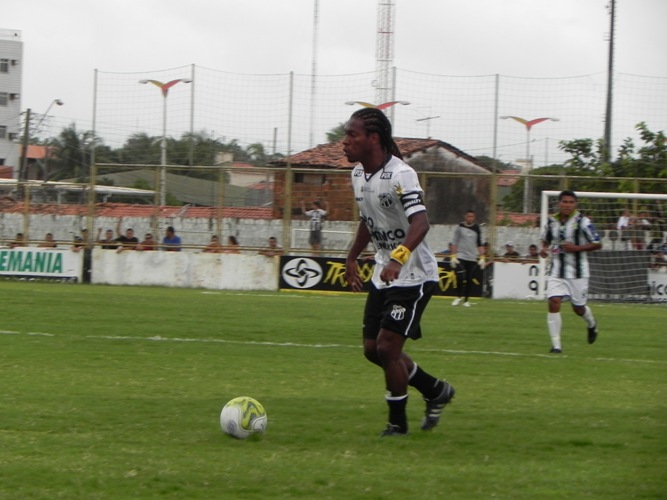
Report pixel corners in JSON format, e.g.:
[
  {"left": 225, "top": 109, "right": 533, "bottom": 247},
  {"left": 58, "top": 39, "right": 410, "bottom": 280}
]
[
  {"left": 19, "top": 99, "right": 65, "bottom": 184},
  {"left": 34, "top": 99, "right": 64, "bottom": 132},
  {"left": 500, "top": 116, "right": 559, "bottom": 213},
  {"left": 345, "top": 100, "right": 410, "bottom": 110},
  {"left": 139, "top": 78, "right": 192, "bottom": 206}
]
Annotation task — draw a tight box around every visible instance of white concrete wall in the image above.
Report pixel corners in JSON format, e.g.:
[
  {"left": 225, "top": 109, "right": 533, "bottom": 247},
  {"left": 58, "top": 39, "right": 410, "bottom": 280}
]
[
  {"left": 3, "top": 243, "right": 665, "bottom": 301},
  {"left": 91, "top": 249, "right": 279, "bottom": 291}
]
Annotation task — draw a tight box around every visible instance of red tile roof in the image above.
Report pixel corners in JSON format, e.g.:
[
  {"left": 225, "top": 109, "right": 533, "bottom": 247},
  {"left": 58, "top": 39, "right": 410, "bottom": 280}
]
[
  {"left": 271, "top": 138, "right": 490, "bottom": 170},
  {"left": 496, "top": 211, "right": 539, "bottom": 226}
]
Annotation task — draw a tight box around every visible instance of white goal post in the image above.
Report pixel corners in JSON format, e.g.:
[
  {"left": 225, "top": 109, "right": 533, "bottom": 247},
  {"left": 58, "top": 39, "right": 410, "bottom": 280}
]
[{"left": 539, "top": 190, "right": 667, "bottom": 302}]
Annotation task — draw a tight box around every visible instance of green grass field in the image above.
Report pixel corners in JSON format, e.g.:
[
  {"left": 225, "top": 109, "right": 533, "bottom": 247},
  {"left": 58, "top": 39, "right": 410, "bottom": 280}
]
[{"left": 0, "top": 281, "right": 665, "bottom": 499}]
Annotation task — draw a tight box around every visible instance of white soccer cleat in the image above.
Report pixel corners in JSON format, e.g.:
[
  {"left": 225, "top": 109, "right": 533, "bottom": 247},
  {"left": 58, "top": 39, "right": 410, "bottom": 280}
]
[
  {"left": 451, "top": 298, "right": 462, "bottom": 306},
  {"left": 463, "top": 301, "right": 471, "bottom": 307}
]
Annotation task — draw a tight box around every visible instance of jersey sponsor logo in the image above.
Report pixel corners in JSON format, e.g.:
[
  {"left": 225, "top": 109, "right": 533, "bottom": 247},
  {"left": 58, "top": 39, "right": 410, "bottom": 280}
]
[
  {"left": 355, "top": 197, "right": 364, "bottom": 202},
  {"left": 378, "top": 193, "right": 393, "bottom": 208},
  {"left": 390, "top": 304, "right": 406, "bottom": 321},
  {"left": 380, "top": 172, "right": 393, "bottom": 179},
  {"left": 402, "top": 197, "right": 424, "bottom": 210},
  {"left": 369, "top": 228, "right": 407, "bottom": 250},
  {"left": 360, "top": 216, "right": 407, "bottom": 245}
]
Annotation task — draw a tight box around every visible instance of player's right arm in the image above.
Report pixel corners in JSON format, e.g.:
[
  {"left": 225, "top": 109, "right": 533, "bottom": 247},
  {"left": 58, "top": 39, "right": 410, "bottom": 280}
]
[{"left": 345, "top": 221, "right": 372, "bottom": 292}]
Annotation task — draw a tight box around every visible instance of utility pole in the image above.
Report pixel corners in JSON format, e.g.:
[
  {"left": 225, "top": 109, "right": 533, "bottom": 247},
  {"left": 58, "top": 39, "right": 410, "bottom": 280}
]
[
  {"left": 375, "top": 0, "right": 395, "bottom": 106},
  {"left": 19, "top": 108, "right": 31, "bottom": 182},
  {"left": 603, "top": 0, "right": 616, "bottom": 164}
]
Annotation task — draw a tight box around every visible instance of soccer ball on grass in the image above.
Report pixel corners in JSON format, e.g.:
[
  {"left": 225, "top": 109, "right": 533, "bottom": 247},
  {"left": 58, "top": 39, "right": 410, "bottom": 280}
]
[{"left": 219, "top": 396, "right": 267, "bottom": 439}]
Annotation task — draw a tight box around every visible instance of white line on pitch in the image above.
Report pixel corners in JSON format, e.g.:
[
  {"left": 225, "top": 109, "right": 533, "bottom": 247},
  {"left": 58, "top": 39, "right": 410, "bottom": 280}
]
[{"left": 2, "top": 330, "right": 663, "bottom": 365}]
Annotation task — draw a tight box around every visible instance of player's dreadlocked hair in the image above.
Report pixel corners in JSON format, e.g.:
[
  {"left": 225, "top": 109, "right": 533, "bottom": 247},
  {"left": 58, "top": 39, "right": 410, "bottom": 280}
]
[{"left": 351, "top": 108, "right": 403, "bottom": 160}]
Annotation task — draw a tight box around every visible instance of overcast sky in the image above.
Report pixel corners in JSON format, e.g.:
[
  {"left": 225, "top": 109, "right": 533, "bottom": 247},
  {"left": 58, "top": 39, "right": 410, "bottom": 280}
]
[{"left": 4, "top": 0, "right": 667, "bottom": 160}]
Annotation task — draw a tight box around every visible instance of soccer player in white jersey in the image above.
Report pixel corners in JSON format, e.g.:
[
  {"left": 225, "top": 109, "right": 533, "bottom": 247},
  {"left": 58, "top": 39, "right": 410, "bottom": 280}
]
[
  {"left": 343, "top": 107, "right": 455, "bottom": 436},
  {"left": 540, "top": 190, "right": 602, "bottom": 353}
]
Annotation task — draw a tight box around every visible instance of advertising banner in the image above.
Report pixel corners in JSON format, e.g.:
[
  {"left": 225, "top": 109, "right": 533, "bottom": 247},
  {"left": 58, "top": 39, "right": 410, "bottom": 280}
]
[
  {"left": 0, "top": 248, "right": 82, "bottom": 280},
  {"left": 278, "top": 255, "right": 485, "bottom": 297}
]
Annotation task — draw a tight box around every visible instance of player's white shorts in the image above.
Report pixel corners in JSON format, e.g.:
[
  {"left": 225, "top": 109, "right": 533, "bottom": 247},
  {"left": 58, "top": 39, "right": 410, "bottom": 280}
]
[{"left": 545, "top": 277, "right": 589, "bottom": 306}]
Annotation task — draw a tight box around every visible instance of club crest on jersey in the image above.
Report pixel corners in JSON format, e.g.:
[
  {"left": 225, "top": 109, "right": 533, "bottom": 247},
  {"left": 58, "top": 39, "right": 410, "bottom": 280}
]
[
  {"left": 390, "top": 305, "right": 406, "bottom": 321},
  {"left": 380, "top": 171, "right": 392, "bottom": 179},
  {"left": 378, "top": 193, "right": 393, "bottom": 208}
]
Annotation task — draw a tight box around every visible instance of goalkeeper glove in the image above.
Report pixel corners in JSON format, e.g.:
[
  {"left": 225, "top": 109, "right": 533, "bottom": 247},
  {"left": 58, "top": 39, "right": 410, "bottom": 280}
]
[{"left": 450, "top": 254, "right": 459, "bottom": 267}]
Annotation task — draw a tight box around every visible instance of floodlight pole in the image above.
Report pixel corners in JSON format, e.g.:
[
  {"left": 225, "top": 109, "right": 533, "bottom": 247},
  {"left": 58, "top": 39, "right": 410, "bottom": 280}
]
[
  {"left": 500, "top": 116, "right": 559, "bottom": 213},
  {"left": 139, "top": 78, "right": 192, "bottom": 206}
]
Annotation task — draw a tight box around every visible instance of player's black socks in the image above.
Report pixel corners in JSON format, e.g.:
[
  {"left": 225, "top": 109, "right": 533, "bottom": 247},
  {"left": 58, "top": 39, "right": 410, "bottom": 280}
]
[
  {"left": 386, "top": 394, "right": 408, "bottom": 432},
  {"left": 408, "top": 364, "right": 443, "bottom": 400}
]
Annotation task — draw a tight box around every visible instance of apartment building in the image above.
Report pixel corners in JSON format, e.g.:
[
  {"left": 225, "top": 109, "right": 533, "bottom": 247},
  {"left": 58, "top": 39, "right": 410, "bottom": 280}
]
[{"left": 0, "top": 29, "right": 22, "bottom": 178}]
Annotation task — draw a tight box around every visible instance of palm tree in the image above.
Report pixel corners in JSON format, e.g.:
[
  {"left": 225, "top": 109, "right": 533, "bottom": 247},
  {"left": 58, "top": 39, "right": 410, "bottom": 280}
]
[{"left": 48, "top": 124, "right": 95, "bottom": 181}]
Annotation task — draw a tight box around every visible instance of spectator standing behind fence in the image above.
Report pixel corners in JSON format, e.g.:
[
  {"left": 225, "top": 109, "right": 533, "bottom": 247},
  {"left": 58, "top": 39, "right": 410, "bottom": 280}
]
[
  {"left": 450, "top": 210, "right": 485, "bottom": 307},
  {"left": 10, "top": 232, "right": 26, "bottom": 248},
  {"left": 162, "top": 226, "right": 182, "bottom": 251},
  {"left": 203, "top": 235, "right": 223, "bottom": 253},
  {"left": 37, "top": 233, "right": 57, "bottom": 248},
  {"left": 436, "top": 242, "right": 454, "bottom": 257},
  {"left": 259, "top": 236, "right": 284, "bottom": 257},
  {"left": 97, "top": 228, "right": 118, "bottom": 249},
  {"left": 136, "top": 233, "right": 157, "bottom": 251},
  {"left": 636, "top": 210, "right": 652, "bottom": 231},
  {"left": 71, "top": 229, "right": 89, "bottom": 252},
  {"left": 616, "top": 208, "right": 633, "bottom": 249},
  {"left": 115, "top": 218, "right": 139, "bottom": 252},
  {"left": 525, "top": 244, "right": 539, "bottom": 260},
  {"left": 301, "top": 200, "right": 328, "bottom": 252},
  {"left": 502, "top": 242, "right": 520, "bottom": 259},
  {"left": 654, "top": 242, "right": 667, "bottom": 271}
]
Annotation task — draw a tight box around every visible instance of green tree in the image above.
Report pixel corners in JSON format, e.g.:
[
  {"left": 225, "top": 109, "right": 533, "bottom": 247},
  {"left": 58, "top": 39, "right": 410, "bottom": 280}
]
[
  {"left": 326, "top": 123, "right": 345, "bottom": 144},
  {"left": 475, "top": 155, "right": 514, "bottom": 173},
  {"left": 48, "top": 124, "right": 96, "bottom": 181},
  {"left": 558, "top": 122, "right": 667, "bottom": 194},
  {"left": 115, "top": 132, "right": 159, "bottom": 165},
  {"left": 246, "top": 142, "right": 268, "bottom": 165}
]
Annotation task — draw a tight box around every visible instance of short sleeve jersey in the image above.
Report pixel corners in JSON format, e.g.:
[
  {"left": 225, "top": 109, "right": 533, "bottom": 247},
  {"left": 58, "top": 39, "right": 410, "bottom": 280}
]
[
  {"left": 351, "top": 155, "right": 438, "bottom": 288},
  {"left": 305, "top": 208, "right": 327, "bottom": 232},
  {"left": 540, "top": 210, "right": 601, "bottom": 279}
]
